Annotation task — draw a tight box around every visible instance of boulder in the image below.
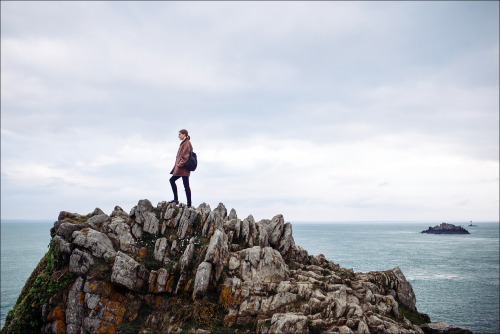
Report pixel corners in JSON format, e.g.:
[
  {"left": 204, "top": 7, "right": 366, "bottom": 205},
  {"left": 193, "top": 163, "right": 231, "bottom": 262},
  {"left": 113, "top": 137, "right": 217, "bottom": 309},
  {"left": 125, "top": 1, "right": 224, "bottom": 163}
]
[
  {"left": 154, "top": 237, "right": 169, "bottom": 262},
  {"left": 88, "top": 208, "right": 105, "bottom": 217},
  {"left": 131, "top": 199, "right": 159, "bottom": 235},
  {"left": 71, "top": 228, "right": 116, "bottom": 261},
  {"left": 277, "top": 222, "right": 295, "bottom": 258},
  {"left": 69, "top": 249, "right": 96, "bottom": 276},
  {"left": 268, "top": 313, "right": 309, "bottom": 334},
  {"left": 87, "top": 214, "right": 110, "bottom": 231},
  {"left": 236, "top": 246, "right": 287, "bottom": 283},
  {"left": 52, "top": 235, "right": 74, "bottom": 254},
  {"left": 104, "top": 217, "right": 139, "bottom": 253},
  {"left": 177, "top": 207, "right": 199, "bottom": 239},
  {"left": 110, "top": 205, "right": 129, "bottom": 220},
  {"left": 57, "top": 223, "right": 84, "bottom": 240},
  {"left": 204, "top": 229, "right": 229, "bottom": 281},
  {"left": 392, "top": 266, "right": 417, "bottom": 311},
  {"left": 420, "top": 322, "right": 473, "bottom": 334},
  {"left": 66, "top": 277, "right": 85, "bottom": 334},
  {"left": 193, "top": 261, "right": 212, "bottom": 300},
  {"left": 111, "top": 251, "right": 149, "bottom": 292},
  {"left": 214, "top": 203, "right": 228, "bottom": 219}
]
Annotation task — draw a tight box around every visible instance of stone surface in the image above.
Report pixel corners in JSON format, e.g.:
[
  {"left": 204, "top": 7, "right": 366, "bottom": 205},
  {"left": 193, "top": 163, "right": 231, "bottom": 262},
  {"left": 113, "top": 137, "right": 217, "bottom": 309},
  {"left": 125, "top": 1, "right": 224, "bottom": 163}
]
[
  {"left": 204, "top": 229, "right": 229, "bottom": 282},
  {"left": 420, "top": 322, "right": 473, "bottom": 334},
  {"left": 193, "top": 261, "right": 212, "bottom": 300},
  {"left": 69, "top": 249, "right": 96, "bottom": 276},
  {"left": 110, "top": 251, "right": 149, "bottom": 292},
  {"left": 71, "top": 228, "right": 116, "bottom": 260},
  {"left": 2, "top": 199, "right": 471, "bottom": 334}
]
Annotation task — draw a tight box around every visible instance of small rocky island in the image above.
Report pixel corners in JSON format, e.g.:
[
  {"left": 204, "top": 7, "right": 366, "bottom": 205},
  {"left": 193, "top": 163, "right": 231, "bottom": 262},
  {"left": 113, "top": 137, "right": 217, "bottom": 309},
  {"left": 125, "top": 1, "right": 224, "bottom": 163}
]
[
  {"left": 2, "top": 200, "right": 473, "bottom": 334},
  {"left": 421, "top": 223, "right": 470, "bottom": 234}
]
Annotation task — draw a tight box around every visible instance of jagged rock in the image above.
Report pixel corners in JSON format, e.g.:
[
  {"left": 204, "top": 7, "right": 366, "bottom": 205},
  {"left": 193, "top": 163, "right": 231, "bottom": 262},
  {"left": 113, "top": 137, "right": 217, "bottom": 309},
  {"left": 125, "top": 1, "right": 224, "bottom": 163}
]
[
  {"left": 291, "top": 245, "right": 309, "bottom": 264},
  {"left": 104, "top": 216, "right": 139, "bottom": 253},
  {"left": 240, "top": 216, "right": 250, "bottom": 245},
  {"left": 154, "top": 237, "right": 169, "bottom": 262},
  {"left": 66, "top": 277, "right": 85, "bottom": 334},
  {"left": 393, "top": 266, "right": 417, "bottom": 311},
  {"left": 131, "top": 199, "right": 160, "bottom": 235},
  {"left": 88, "top": 208, "right": 105, "bottom": 217},
  {"left": 224, "top": 218, "right": 241, "bottom": 241},
  {"left": 87, "top": 213, "right": 110, "bottom": 230},
  {"left": 228, "top": 208, "right": 238, "bottom": 220},
  {"left": 111, "top": 251, "right": 149, "bottom": 292},
  {"left": 214, "top": 203, "right": 228, "bottom": 219},
  {"left": 277, "top": 222, "right": 295, "bottom": 258},
  {"left": 58, "top": 211, "right": 83, "bottom": 221},
  {"left": 234, "top": 246, "right": 287, "bottom": 283},
  {"left": 268, "top": 313, "right": 309, "bottom": 334},
  {"left": 193, "top": 261, "right": 212, "bottom": 300},
  {"left": 3, "top": 199, "right": 466, "bottom": 334},
  {"left": 71, "top": 228, "right": 116, "bottom": 260},
  {"left": 110, "top": 205, "right": 129, "bottom": 220},
  {"left": 180, "top": 240, "right": 195, "bottom": 272},
  {"left": 52, "top": 235, "right": 74, "bottom": 254},
  {"left": 203, "top": 210, "right": 223, "bottom": 237},
  {"left": 197, "top": 202, "right": 211, "bottom": 222},
  {"left": 57, "top": 222, "right": 84, "bottom": 240},
  {"left": 69, "top": 249, "right": 96, "bottom": 276},
  {"left": 204, "top": 229, "right": 229, "bottom": 281},
  {"left": 420, "top": 322, "right": 473, "bottom": 334},
  {"left": 177, "top": 207, "right": 199, "bottom": 239},
  {"left": 131, "top": 222, "right": 143, "bottom": 239}
]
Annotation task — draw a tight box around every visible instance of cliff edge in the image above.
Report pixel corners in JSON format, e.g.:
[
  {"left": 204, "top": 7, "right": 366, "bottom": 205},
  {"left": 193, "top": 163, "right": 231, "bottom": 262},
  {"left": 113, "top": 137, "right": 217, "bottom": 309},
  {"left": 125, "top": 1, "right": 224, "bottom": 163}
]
[{"left": 2, "top": 200, "right": 472, "bottom": 334}]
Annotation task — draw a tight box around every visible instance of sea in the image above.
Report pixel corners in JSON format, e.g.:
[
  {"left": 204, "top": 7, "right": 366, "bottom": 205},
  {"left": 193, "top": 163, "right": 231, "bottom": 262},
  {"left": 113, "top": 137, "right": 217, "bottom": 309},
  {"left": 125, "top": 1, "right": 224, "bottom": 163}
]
[{"left": 1, "top": 220, "right": 499, "bottom": 333}]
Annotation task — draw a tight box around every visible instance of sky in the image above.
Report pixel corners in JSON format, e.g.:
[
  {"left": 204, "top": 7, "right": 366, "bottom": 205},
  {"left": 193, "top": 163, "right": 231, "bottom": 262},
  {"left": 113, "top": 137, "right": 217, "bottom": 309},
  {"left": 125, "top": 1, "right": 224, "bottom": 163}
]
[{"left": 1, "top": 1, "right": 499, "bottom": 223}]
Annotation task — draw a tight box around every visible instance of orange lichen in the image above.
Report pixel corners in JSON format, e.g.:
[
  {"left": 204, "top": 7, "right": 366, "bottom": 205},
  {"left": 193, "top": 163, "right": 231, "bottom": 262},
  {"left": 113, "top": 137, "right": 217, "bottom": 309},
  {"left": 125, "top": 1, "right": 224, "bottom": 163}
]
[
  {"left": 166, "top": 275, "right": 175, "bottom": 293},
  {"left": 184, "top": 279, "right": 193, "bottom": 291},
  {"left": 219, "top": 284, "right": 243, "bottom": 309},
  {"left": 97, "top": 322, "right": 116, "bottom": 334},
  {"left": 55, "top": 320, "right": 66, "bottom": 334},
  {"left": 48, "top": 306, "right": 66, "bottom": 322},
  {"left": 78, "top": 292, "right": 85, "bottom": 304},
  {"left": 138, "top": 247, "right": 148, "bottom": 258}
]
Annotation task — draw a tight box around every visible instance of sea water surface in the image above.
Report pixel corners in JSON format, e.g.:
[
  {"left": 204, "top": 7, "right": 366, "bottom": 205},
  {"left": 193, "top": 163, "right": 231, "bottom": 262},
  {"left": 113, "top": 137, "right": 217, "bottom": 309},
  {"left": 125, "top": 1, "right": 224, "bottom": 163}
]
[
  {"left": 1, "top": 220, "right": 499, "bottom": 333},
  {"left": 293, "top": 222, "right": 499, "bottom": 334}
]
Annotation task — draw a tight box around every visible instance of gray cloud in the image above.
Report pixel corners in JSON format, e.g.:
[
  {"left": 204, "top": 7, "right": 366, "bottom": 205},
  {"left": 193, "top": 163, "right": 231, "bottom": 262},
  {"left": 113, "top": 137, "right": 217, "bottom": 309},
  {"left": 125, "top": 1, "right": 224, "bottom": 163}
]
[{"left": 1, "top": 1, "right": 498, "bottom": 221}]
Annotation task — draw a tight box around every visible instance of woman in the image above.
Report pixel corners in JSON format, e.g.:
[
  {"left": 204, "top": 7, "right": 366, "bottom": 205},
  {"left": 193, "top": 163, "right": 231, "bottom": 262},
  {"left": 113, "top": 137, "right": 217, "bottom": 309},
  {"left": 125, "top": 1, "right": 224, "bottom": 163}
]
[{"left": 169, "top": 129, "right": 192, "bottom": 207}]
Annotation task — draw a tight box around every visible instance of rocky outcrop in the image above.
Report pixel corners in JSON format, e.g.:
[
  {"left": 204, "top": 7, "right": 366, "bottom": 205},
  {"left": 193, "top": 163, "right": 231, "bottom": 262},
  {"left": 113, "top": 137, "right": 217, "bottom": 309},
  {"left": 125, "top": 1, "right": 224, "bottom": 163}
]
[
  {"left": 1, "top": 200, "right": 473, "bottom": 334},
  {"left": 421, "top": 223, "right": 470, "bottom": 234}
]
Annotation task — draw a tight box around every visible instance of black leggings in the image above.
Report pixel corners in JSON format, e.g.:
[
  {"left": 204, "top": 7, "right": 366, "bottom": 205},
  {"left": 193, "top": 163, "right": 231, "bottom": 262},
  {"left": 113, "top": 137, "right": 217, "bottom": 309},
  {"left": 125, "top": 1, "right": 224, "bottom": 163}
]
[{"left": 170, "top": 176, "right": 191, "bottom": 205}]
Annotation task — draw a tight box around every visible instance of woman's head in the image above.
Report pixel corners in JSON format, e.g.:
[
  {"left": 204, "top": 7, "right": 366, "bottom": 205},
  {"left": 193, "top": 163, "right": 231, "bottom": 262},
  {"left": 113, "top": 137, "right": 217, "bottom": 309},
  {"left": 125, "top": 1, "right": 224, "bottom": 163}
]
[{"left": 178, "top": 129, "right": 190, "bottom": 140}]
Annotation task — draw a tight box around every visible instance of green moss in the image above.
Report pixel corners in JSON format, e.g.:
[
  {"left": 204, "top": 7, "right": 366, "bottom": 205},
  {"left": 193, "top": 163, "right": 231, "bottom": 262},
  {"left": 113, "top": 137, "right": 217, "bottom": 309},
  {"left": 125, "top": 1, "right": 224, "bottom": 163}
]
[
  {"left": 399, "top": 304, "right": 426, "bottom": 325},
  {"left": 1, "top": 241, "right": 75, "bottom": 334}
]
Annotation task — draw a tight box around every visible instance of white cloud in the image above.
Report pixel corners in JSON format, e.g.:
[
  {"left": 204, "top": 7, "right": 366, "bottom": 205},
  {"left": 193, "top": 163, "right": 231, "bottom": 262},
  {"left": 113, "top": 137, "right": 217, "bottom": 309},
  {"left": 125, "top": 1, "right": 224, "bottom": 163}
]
[{"left": 1, "top": 1, "right": 498, "bottom": 221}]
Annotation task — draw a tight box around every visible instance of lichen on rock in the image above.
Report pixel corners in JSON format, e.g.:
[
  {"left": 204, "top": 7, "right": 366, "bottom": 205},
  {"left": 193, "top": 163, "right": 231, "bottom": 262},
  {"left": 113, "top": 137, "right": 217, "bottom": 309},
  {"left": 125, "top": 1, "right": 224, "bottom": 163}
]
[{"left": 1, "top": 199, "right": 474, "bottom": 334}]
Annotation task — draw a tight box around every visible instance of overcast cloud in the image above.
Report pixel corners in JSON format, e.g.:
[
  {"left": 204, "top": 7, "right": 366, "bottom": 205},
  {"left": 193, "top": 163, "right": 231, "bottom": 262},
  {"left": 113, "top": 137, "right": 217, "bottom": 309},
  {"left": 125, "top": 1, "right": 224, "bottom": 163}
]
[{"left": 1, "top": 1, "right": 498, "bottom": 222}]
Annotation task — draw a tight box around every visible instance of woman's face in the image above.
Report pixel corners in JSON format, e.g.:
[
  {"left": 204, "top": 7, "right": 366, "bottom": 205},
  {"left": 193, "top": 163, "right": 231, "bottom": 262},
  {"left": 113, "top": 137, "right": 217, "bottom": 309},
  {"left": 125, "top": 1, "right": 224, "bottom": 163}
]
[{"left": 178, "top": 132, "right": 186, "bottom": 140}]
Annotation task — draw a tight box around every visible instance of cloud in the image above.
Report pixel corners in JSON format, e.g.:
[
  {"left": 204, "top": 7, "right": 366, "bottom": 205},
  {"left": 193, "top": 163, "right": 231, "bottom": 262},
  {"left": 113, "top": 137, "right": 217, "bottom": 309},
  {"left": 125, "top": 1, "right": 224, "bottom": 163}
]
[{"left": 1, "top": 1, "right": 498, "bottom": 221}]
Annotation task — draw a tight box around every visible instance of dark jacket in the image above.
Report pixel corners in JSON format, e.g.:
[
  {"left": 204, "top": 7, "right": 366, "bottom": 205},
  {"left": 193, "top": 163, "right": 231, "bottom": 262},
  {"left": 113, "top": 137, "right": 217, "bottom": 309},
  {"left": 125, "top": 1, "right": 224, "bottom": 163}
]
[{"left": 170, "top": 138, "right": 191, "bottom": 176}]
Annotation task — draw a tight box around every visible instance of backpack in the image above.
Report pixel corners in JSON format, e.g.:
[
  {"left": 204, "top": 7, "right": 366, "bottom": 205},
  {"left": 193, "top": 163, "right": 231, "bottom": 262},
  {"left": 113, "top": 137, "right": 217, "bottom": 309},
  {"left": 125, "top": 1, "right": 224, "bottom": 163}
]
[{"left": 184, "top": 143, "right": 197, "bottom": 172}]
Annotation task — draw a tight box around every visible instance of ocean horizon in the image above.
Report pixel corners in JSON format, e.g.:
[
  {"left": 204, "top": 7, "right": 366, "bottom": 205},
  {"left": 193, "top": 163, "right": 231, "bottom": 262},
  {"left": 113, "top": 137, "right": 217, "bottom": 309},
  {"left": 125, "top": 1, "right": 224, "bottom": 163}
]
[{"left": 1, "top": 219, "right": 499, "bottom": 333}]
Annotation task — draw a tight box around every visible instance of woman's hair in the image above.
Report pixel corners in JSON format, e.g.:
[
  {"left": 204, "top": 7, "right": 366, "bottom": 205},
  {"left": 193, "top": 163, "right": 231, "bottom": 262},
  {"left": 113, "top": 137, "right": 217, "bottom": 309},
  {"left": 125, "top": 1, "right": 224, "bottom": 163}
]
[{"left": 179, "top": 129, "right": 190, "bottom": 140}]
